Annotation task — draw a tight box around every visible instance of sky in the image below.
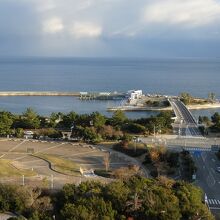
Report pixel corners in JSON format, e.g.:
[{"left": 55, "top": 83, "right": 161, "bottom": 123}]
[{"left": 0, "top": 0, "right": 220, "bottom": 58}]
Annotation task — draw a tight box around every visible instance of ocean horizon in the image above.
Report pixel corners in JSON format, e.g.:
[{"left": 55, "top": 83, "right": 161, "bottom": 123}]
[{"left": 0, "top": 57, "right": 220, "bottom": 118}]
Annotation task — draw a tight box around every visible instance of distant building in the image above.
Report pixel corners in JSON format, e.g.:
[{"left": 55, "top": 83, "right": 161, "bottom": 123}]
[{"left": 127, "top": 90, "right": 143, "bottom": 100}]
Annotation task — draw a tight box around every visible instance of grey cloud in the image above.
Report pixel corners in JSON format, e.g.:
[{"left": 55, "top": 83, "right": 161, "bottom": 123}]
[{"left": 0, "top": 0, "right": 220, "bottom": 57}]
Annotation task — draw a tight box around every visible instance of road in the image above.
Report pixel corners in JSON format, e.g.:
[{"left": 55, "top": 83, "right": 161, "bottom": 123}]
[
  {"left": 169, "top": 99, "right": 202, "bottom": 137},
  {"left": 190, "top": 149, "right": 220, "bottom": 219},
  {"left": 140, "top": 136, "right": 220, "bottom": 149}
]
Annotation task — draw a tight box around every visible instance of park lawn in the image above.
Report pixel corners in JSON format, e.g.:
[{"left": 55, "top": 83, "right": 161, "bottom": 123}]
[
  {"left": 36, "top": 154, "right": 81, "bottom": 176},
  {"left": 0, "top": 159, "right": 36, "bottom": 177}
]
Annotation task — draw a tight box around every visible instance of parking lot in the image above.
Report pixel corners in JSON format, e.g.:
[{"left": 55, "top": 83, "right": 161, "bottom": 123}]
[{"left": 0, "top": 139, "right": 129, "bottom": 188}]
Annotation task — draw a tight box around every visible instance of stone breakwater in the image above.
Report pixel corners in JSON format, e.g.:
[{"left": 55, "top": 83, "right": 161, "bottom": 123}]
[{"left": 0, "top": 91, "right": 80, "bottom": 96}]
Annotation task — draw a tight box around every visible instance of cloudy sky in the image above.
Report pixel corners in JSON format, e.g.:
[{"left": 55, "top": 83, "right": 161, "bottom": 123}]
[{"left": 1, "top": 0, "right": 220, "bottom": 57}]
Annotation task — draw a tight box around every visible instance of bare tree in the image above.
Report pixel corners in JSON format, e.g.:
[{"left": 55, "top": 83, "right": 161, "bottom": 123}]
[{"left": 103, "top": 153, "right": 110, "bottom": 172}]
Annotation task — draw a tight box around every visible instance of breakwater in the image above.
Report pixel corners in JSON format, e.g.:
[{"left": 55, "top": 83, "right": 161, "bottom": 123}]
[
  {"left": 0, "top": 91, "right": 126, "bottom": 100},
  {"left": 0, "top": 91, "right": 80, "bottom": 97}
]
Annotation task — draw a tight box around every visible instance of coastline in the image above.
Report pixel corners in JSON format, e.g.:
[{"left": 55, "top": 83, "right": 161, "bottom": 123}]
[{"left": 107, "top": 103, "right": 220, "bottom": 112}]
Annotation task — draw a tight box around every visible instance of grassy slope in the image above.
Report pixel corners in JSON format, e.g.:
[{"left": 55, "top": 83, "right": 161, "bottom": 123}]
[
  {"left": 0, "top": 159, "right": 36, "bottom": 177},
  {"left": 36, "top": 154, "right": 81, "bottom": 176}
]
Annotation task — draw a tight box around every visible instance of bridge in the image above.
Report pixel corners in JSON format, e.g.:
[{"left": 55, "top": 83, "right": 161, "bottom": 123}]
[{"left": 168, "top": 99, "right": 202, "bottom": 137}]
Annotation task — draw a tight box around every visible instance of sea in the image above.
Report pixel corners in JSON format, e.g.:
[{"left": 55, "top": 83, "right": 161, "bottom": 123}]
[{"left": 0, "top": 57, "right": 220, "bottom": 119}]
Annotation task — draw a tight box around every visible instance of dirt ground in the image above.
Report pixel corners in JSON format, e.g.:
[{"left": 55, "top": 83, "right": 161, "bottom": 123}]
[{"left": 0, "top": 138, "right": 129, "bottom": 188}]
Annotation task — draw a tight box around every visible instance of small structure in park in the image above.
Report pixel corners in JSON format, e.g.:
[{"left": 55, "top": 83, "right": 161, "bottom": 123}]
[
  {"left": 80, "top": 167, "right": 96, "bottom": 177},
  {"left": 61, "top": 131, "right": 72, "bottom": 140}
]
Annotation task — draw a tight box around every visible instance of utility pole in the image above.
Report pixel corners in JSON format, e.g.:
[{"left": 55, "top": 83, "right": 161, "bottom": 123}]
[{"left": 178, "top": 124, "right": 181, "bottom": 137}]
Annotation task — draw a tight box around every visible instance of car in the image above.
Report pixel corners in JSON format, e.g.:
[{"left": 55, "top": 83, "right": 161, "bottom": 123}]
[{"left": 216, "top": 167, "right": 220, "bottom": 173}]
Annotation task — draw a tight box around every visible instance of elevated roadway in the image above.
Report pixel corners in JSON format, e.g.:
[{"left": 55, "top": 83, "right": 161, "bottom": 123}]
[{"left": 169, "top": 99, "right": 202, "bottom": 137}]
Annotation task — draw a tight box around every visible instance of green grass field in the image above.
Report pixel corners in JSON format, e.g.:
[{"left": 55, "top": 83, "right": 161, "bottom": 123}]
[
  {"left": 36, "top": 154, "right": 81, "bottom": 176},
  {"left": 0, "top": 159, "right": 36, "bottom": 177}
]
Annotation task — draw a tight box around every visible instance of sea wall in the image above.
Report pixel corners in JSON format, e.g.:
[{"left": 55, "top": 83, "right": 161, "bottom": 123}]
[{"left": 0, "top": 91, "right": 80, "bottom": 96}]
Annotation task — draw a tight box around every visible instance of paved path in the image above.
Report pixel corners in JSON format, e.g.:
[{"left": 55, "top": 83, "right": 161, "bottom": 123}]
[{"left": 97, "top": 144, "right": 149, "bottom": 177}]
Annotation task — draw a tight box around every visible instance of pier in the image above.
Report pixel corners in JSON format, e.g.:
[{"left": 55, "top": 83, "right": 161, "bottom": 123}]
[
  {"left": 0, "top": 91, "right": 126, "bottom": 100},
  {"left": 79, "top": 92, "right": 126, "bottom": 100}
]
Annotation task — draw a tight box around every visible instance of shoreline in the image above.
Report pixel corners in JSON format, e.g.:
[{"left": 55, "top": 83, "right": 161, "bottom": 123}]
[{"left": 107, "top": 103, "right": 220, "bottom": 112}]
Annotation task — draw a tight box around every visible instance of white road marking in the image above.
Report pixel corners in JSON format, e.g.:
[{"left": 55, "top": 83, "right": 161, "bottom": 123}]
[
  {"left": 14, "top": 143, "right": 65, "bottom": 161},
  {"left": 0, "top": 140, "right": 27, "bottom": 159},
  {"left": 207, "top": 199, "right": 220, "bottom": 206}
]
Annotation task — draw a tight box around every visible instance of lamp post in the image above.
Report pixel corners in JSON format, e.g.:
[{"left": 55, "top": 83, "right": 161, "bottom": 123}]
[{"left": 133, "top": 136, "right": 137, "bottom": 153}]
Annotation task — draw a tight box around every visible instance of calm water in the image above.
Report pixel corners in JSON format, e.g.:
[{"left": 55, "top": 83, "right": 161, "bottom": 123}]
[{"left": 0, "top": 57, "right": 220, "bottom": 118}]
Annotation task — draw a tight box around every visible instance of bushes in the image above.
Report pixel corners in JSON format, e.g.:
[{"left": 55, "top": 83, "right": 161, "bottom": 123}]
[
  {"left": 121, "top": 123, "right": 146, "bottom": 134},
  {"left": 113, "top": 140, "right": 147, "bottom": 157},
  {"left": 0, "top": 176, "right": 214, "bottom": 220},
  {"left": 57, "top": 176, "right": 214, "bottom": 220},
  {"left": 34, "top": 128, "right": 62, "bottom": 139},
  {"left": 0, "top": 185, "right": 26, "bottom": 213},
  {"left": 144, "top": 147, "right": 179, "bottom": 167},
  {"left": 143, "top": 146, "right": 180, "bottom": 177},
  {"left": 0, "top": 109, "right": 174, "bottom": 141}
]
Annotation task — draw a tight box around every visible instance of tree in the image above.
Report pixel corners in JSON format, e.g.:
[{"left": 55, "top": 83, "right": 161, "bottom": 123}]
[
  {"left": 180, "top": 92, "right": 192, "bottom": 105},
  {"left": 211, "top": 112, "right": 220, "bottom": 124},
  {"left": 90, "top": 112, "right": 106, "bottom": 128},
  {"left": 59, "top": 112, "right": 77, "bottom": 129},
  {"left": 120, "top": 134, "right": 132, "bottom": 148},
  {"left": 100, "top": 125, "right": 123, "bottom": 140},
  {"left": 122, "top": 123, "right": 146, "bottom": 134},
  {"left": 75, "top": 126, "right": 102, "bottom": 143},
  {"left": 0, "top": 184, "right": 30, "bottom": 213},
  {"left": 103, "top": 153, "right": 110, "bottom": 172},
  {"left": 111, "top": 110, "right": 127, "bottom": 127},
  {"left": 21, "top": 108, "right": 40, "bottom": 129},
  {"left": 211, "top": 112, "right": 220, "bottom": 131},
  {"left": 49, "top": 112, "right": 63, "bottom": 127},
  {"left": 14, "top": 128, "right": 24, "bottom": 138},
  {"left": 0, "top": 111, "right": 13, "bottom": 136},
  {"left": 104, "top": 180, "right": 129, "bottom": 213},
  {"left": 174, "top": 181, "right": 214, "bottom": 220},
  {"left": 61, "top": 203, "right": 94, "bottom": 220}
]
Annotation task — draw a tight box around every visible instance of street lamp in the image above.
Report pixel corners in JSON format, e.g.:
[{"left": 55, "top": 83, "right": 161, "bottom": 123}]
[{"left": 133, "top": 136, "right": 137, "bottom": 153}]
